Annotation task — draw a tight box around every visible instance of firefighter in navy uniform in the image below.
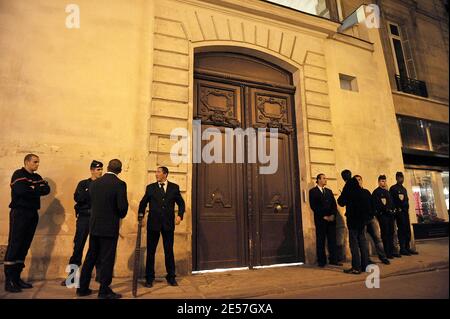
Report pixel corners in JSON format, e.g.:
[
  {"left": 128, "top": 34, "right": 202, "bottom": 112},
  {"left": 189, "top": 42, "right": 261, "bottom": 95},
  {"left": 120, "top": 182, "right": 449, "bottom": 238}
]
[
  {"left": 4, "top": 154, "right": 50, "bottom": 293},
  {"left": 61, "top": 160, "right": 103, "bottom": 286},
  {"left": 390, "top": 171, "right": 419, "bottom": 256},
  {"left": 372, "top": 175, "right": 400, "bottom": 259}
]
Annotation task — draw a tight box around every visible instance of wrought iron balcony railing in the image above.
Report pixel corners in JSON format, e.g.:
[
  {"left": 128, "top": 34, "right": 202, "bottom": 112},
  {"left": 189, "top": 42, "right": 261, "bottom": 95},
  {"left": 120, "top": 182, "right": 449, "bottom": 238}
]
[{"left": 395, "top": 74, "right": 429, "bottom": 98}]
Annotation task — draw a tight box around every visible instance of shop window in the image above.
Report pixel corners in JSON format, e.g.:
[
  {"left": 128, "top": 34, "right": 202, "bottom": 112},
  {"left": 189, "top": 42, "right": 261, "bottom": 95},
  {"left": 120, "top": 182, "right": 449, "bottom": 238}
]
[
  {"left": 408, "top": 169, "right": 448, "bottom": 223},
  {"left": 442, "top": 171, "right": 449, "bottom": 211}
]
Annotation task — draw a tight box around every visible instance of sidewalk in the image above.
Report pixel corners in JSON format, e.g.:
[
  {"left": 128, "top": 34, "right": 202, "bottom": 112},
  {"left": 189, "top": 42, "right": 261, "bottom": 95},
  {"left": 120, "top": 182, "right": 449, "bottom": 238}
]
[{"left": 0, "top": 238, "right": 448, "bottom": 299}]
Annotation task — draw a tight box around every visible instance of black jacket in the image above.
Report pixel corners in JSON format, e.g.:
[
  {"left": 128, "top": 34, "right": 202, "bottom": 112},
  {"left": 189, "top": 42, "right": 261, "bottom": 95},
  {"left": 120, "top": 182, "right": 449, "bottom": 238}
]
[
  {"left": 74, "top": 178, "right": 93, "bottom": 216},
  {"left": 372, "top": 187, "right": 395, "bottom": 217},
  {"left": 309, "top": 186, "right": 338, "bottom": 222},
  {"left": 9, "top": 167, "right": 50, "bottom": 210},
  {"left": 338, "top": 178, "right": 371, "bottom": 230},
  {"left": 138, "top": 181, "right": 185, "bottom": 231},
  {"left": 389, "top": 183, "right": 409, "bottom": 212},
  {"left": 89, "top": 173, "right": 128, "bottom": 237}
]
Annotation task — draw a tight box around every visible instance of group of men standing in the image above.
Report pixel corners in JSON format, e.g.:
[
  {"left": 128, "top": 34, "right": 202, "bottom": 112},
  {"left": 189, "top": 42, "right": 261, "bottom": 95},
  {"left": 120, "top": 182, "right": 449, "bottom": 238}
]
[
  {"left": 3, "top": 154, "right": 185, "bottom": 299},
  {"left": 309, "top": 170, "right": 418, "bottom": 274}
]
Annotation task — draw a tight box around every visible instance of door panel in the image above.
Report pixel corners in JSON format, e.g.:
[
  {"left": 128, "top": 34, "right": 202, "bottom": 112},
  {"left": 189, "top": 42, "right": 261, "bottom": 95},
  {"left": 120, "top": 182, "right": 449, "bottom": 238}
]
[{"left": 193, "top": 71, "right": 302, "bottom": 271}]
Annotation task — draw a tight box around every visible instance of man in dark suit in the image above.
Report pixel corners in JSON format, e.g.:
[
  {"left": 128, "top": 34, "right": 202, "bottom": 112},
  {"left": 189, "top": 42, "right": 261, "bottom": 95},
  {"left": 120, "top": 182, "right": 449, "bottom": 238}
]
[
  {"left": 309, "top": 173, "right": 341, "bottom": 268},
  {"left": 138, "top": 166, "right": 185, "bottom": 287},
  {"left": 76, "top": 159, "right": 128, "bottom": 299}
]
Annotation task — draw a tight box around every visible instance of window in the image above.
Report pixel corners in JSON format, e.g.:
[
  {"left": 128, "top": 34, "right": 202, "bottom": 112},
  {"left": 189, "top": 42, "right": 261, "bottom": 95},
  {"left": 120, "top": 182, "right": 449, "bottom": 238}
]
[
  {"left": 387, "top": 22, "right": 410, "bottom": 78},
  {"left": 397, "top": 116, "right": 449, "bottom": 155},
  {"left": 339, "top": 73, "right": 358, "bottom": 91},
  {"left": 442, "top": 171, "right": 449, "bottom": 211},
  {"left": 408, "top": 169, "right": 448, "bottom": 223},
  {"left": 397, "top": 117, "right": 430, "bottom": 151},
  {"left": 429, "top": 122, "right": 450, "bottom": 154}
]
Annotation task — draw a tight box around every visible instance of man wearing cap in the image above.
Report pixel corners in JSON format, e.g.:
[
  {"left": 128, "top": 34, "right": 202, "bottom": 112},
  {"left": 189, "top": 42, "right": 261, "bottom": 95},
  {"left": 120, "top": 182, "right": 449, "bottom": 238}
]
[
  {"left": 372, "top": 175, "right": 400, "bottom": 259},
  {"left": 4, "top": 154, "right": 50, "bottom": 293},
  {"left": 61, "top": 160, "right": 103, "bottom": 286},
  {"left": 390, "top": 172, "right": 418, "bottom": 256}
]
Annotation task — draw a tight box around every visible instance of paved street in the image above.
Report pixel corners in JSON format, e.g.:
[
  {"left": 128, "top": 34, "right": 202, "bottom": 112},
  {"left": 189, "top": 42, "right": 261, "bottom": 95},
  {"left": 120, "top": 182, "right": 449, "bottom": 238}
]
[
  {"left": 257, "top": 268, "right": 449, "bottom": 299},
  {"left": 0, "top": 238, "right": 448, "bottom": 299}
]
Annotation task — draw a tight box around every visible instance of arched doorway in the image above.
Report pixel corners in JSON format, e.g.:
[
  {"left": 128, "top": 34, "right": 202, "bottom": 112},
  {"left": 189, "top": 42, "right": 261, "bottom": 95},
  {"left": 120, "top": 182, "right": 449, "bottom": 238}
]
[{"left": 192, "top": 52, "right": 304, "bottom": 271}]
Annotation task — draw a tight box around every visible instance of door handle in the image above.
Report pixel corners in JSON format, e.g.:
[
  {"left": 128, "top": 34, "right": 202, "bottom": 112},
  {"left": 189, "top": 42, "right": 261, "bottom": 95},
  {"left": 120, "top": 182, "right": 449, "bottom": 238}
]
[{"left": 274, "top": 204, "right": 282, "bottom": 213}]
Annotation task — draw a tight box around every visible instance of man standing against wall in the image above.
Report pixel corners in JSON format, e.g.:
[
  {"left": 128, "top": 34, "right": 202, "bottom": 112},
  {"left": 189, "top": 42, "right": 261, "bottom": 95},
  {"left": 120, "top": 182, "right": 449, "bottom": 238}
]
[
  {"left": 309, "top": 174, "right": 342, "bottom": 268},
  {"left": 4, "top": 154, "right": 50, "bottom": 293},
  {"left": 390, "top": 171, "right": 418, "bottom": 256},
  {"left": 138, "top": 166, "right": 185, "bottom": 287},
  {"left": 372, "top": 175, "right": 400, "bottom": 259},
  {"left": 61, "top": 160, "right": 103, "bottom": 286}
]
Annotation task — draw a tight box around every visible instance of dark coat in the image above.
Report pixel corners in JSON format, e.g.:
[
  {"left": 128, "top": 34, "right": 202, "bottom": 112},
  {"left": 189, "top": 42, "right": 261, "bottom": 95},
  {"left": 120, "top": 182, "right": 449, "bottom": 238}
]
[
  {"left": 9, "top": 167, "right": 50, "bottom": 210},
  {"left": 138, "top": 181, "right": 185, "bottom": 231},
  {"left": 309, "top": 186, "right": 338, "bottom": 223},
  {"left": 389, "top": 183, "right": 409, "bottom": 212},
  {"left": 89, "top": 173, "right": 128, "bottom": 237},
  {"left": 74, "top": 178, "right": 93, "bottom": 216},
  {"left": 372, "top": 187, "right": 396, "bottom": 217},
  {"left": 338, "top": 178, "right": 371, "bottom": 230}
]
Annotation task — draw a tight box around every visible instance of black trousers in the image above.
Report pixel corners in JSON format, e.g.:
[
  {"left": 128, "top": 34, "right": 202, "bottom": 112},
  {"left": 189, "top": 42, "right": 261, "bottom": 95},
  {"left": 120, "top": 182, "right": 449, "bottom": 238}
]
[
  {"left": 314, "top": 219, "right": 338, "bottom": 265},
  {"left": 377, "top": 214, "right": 396, "bottom": 257},
  {"left": 366, "top": 217, "right": 387, "bottom": 260},
  {"left": 4, "top": 208, "right": 39, "bottom": 281},
  {"left": 395, "top": 209, "right": 412, "bottom": 251},
  {"left": 146, "top": 229, "right": 175, "bottom": 281},
  {"left": 348, "top": 227, "right": 369, "bottom": 271},
  {"left": 79, "top": 235, "right": 118, "bottom": 294},
  {"left": 69, "top": 215, "right": 90, "bottom": 266}
]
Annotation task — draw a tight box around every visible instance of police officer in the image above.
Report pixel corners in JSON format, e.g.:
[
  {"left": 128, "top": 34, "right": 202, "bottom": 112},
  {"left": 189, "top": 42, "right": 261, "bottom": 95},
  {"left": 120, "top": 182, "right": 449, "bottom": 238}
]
[
  {"left": 4, "top": 154, "right": 50, "bottom": 293},
  {"left": 390, "top": 172, "right": 419, "bottom": 256},
  {"left": 372, "top": 175, "right": 400, "bottom": 259},
  {"left": 61, "top": 160, "right": 103, "bottom": 286}
]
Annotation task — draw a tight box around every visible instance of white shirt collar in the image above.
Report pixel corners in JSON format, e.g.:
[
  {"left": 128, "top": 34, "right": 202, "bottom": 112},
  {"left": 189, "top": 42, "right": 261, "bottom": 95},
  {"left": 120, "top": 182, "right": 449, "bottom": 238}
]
[{"left": 105, "top": 172, "right": 118, "bottom": 177}]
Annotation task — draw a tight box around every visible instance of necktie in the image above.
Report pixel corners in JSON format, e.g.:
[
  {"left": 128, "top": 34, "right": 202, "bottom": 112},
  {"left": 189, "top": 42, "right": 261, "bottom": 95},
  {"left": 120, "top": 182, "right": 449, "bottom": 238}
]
[{"left": 160, "top": 182, "right": 165, "bottom": 194}]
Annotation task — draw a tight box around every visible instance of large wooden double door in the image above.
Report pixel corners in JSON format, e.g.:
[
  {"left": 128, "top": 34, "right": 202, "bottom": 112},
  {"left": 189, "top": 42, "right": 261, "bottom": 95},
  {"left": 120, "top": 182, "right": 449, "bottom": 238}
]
[{"left": 193, "top": 53, "right": 304, "bottom": 271}]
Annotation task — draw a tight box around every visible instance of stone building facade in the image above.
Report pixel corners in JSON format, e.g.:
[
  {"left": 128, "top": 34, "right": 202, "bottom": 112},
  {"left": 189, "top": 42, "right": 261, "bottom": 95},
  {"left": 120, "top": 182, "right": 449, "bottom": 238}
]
[{"left": 0, "top": 0, "right": 447, "bottom": 280}]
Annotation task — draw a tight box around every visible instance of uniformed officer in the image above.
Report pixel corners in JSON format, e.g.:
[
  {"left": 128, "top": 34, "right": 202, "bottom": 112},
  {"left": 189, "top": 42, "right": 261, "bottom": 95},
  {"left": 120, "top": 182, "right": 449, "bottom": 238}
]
[
  {"left": 390, "top": 172, "right": 419, "bottom": 256},
  {"left": 371, "top": 175, "right": 400, "bottom": 259},
  {"left": 61, "top": 160, "right": 103, "bottom": 286},
  {"left": 4, "top": 154, "right": 50, "bottom": 293}
]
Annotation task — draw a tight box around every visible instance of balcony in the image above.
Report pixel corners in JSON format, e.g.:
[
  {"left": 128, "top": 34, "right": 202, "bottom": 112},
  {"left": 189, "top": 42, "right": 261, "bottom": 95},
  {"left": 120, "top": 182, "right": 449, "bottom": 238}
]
[{"left": 395, "top": 74, "right": 429, "bottom": 98}]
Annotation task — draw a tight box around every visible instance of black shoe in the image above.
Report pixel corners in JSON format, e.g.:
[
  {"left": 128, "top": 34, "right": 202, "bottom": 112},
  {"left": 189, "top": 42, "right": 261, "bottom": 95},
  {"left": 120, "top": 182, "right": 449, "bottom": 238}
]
[
  {"left": 407, "top": 249, "right": 419, "bottom": 255},
  {"left": 17, "top": 278, "right": 33, "bottom": 289},
  {"left": 4, "top": 280, "right": 22, "bottom": 293},
  {"left": 381, "top": 258, "right": 390, "bottom": 265},
  {"left": 367, "top": 259, "right": 376, "bottom": 265},
  {"left": 144, "top": 281, "right": 153, "bottom": 288},
  {"left": 76, "top": 288, "right": 93, "bottom": 297},
  {"left": 329, "top": 262, "right": 343, "bottom": 266},
  {"left": 386, "top": 255, "right": 394, "bottom": 259},
  {"left": 343, "top": 268, "right": 361, "bottom": 275},
  {"left": 318, "top": 263, "right": 326, "bottom": 268},
  {"left": 400, "top": 250, "right": 411, "bottom": 256},
  {"left": 392, "top": 253, "right": 402, "bottom": 258},
  {"left": 167, "top": 278, "right": 178, "bottom": 286},
  {"left": 98, "top": 291, "right": 122, "bottom": 299}
]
